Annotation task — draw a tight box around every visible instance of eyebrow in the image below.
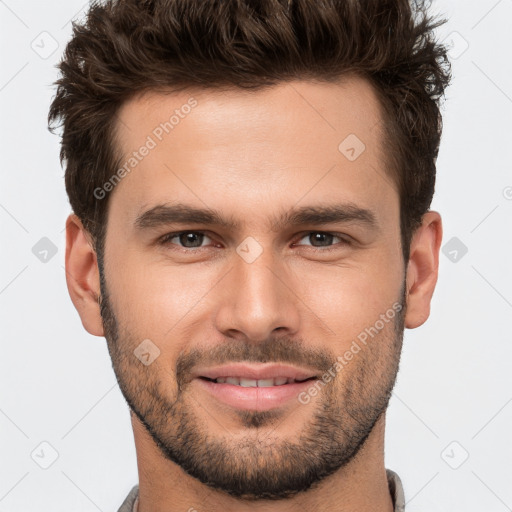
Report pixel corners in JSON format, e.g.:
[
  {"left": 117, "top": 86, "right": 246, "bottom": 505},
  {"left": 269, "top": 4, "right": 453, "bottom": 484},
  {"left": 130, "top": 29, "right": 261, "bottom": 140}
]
[{"left": 134, "top": 202, "right": 379, "bottom": 232}]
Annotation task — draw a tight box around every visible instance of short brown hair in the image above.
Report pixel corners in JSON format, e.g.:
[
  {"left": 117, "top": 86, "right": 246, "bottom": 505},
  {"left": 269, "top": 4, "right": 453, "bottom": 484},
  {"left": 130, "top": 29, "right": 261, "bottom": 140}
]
[{"left": 48, "top": 0, "right": 451, "bottom": 262}]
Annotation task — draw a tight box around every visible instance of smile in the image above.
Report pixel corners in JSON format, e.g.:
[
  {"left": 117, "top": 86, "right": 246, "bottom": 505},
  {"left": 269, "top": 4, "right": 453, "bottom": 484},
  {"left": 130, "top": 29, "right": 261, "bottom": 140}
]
[
  {"left": 200, "top": 376, "right": 314, "bottom": 387},
  {"left": 193, "top": 364, "right": 319, "bottom": 410}
]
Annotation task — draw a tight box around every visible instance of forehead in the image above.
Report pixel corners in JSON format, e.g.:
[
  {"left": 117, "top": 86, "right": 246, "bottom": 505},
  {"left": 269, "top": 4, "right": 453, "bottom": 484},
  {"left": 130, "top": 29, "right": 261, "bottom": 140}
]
[{"left": 110, "top": 77, "right": 398, "bottom": 230}]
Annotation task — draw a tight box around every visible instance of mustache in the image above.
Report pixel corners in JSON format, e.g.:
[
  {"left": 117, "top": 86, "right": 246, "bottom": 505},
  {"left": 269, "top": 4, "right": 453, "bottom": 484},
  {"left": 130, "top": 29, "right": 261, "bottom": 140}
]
[{"left": 175, "top": 336, "right": 335, "bottom": 387}]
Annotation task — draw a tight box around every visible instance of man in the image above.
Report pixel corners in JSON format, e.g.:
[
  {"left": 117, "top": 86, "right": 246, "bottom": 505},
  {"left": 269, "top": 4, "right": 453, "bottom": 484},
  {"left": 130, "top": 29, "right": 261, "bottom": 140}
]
[{"left": 48, "top": 0, "right": 450, "bottom": 510}]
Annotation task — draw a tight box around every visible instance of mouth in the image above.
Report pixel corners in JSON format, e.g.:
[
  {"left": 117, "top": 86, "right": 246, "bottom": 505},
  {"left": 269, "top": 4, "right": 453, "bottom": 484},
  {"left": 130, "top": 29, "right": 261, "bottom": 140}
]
[
  {"left": 199, "top": 376, "right": 316, "bottom": 387},
  {"left": 192, "top": 363, "right": 320, "bottom": 411}
]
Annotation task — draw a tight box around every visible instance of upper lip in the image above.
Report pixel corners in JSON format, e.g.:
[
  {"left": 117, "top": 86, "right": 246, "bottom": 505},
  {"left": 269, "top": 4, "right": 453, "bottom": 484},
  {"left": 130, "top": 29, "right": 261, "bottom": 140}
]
[{"left": 193, "top": 363, "right": 318, "bottom": 381}]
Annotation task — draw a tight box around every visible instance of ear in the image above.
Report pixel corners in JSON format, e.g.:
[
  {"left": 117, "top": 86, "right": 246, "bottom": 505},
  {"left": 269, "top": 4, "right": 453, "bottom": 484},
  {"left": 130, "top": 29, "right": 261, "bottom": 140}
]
[
  {"left": 404, "top": 211, "right": 443, "bottom": 329},
  {"left": 65, "top": 213, "right": 104, "bottom": 336}
]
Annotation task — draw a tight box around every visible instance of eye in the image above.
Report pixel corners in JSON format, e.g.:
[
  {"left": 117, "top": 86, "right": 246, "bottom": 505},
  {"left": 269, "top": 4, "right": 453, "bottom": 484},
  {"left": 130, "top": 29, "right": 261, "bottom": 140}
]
[
  {"left": 294, "top": 232, "right": 351, "bottom": 250},
  {"left": 159, "top": 231, "right": 214, "bottom": 249},
  {"left": 158, "top": 230, "right": 352, "bottom": 253}
]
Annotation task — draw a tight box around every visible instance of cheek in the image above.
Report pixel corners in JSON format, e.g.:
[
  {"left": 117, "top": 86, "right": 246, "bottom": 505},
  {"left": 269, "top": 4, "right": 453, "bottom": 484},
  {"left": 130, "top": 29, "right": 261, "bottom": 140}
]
[
  {"left": 296, "top": 258, "right": 403, "bottom": 346},
  {"left": 108, "top": 257, "right": 219, "bottom": 341}
]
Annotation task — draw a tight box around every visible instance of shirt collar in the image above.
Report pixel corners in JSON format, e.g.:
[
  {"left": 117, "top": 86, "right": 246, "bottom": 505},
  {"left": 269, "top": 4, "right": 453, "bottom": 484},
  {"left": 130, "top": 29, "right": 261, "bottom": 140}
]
[{"left": 386, "top": 468, "right": 406, "bottom": 512}]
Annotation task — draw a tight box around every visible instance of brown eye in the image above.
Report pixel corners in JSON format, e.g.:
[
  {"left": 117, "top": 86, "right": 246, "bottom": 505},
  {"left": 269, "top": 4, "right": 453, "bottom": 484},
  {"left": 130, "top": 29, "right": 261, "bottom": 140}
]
[
  {"left": 160, "top": 231, "right": 212, "bottom": 249},
  {"left": 295, "top": 232, "right": 350, "bottom": 250}
]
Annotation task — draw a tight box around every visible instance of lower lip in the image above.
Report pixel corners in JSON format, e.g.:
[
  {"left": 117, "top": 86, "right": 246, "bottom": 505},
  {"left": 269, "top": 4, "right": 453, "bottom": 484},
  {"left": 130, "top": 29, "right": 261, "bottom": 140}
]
[{"left": 194, "top": 378, "right": 317, "bottom": 411}]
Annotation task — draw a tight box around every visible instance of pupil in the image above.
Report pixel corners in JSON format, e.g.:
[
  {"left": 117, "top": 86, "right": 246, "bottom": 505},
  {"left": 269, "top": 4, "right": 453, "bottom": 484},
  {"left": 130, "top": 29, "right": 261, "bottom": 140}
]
[
  {"left": 180, "top": 233, "right": 203, "bottom": 247},
  {"left": 311, "top": 233, "right": 332, "bottom": 247}
]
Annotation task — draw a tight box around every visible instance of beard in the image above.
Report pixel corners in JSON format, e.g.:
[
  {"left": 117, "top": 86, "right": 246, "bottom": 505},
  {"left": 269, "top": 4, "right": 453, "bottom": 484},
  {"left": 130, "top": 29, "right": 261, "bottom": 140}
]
[{"left": 98, "top": 260, "right": 406, "bottom": 501}]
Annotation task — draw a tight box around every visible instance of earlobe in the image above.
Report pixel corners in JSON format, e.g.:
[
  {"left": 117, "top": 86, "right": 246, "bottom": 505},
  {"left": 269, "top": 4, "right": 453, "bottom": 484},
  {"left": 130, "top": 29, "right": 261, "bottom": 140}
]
[
  {"left": 404, "top": 211, "right": 443, "bottom": 329},
  {"left": 65, "top": 213, "right": 105, "bottom": 337}
]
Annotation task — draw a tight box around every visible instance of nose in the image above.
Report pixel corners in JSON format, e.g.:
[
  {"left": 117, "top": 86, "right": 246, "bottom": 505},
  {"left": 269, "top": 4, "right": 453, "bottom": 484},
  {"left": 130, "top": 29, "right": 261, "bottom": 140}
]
[{"left": 214, "top": 246, "right": 302, "bottom": 343}]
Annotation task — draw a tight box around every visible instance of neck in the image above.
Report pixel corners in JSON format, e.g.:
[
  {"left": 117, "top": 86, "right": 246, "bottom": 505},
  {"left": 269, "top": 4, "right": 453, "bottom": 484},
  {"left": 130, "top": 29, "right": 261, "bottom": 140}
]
[{"left": 131, "top": 412, "right": 394, "bottom": 512}]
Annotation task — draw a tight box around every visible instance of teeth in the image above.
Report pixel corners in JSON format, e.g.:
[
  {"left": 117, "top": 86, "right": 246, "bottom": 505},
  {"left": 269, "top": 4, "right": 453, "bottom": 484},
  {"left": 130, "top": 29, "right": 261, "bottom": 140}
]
[
  {"left": 239, "top": 378, "right": 257, "bottom": 387},
  {"left": 257, "top": 379, "right": 274, "bottom": 387},
  {"left": 213, "top": 377, "right": 306, "bottom": 387}
]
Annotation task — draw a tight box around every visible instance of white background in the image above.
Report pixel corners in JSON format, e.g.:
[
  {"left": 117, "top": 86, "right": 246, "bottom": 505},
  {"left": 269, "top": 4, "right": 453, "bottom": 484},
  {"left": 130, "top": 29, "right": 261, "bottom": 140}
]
[{"left": 1, "top": 0, "right": 511, "bottom": 510}]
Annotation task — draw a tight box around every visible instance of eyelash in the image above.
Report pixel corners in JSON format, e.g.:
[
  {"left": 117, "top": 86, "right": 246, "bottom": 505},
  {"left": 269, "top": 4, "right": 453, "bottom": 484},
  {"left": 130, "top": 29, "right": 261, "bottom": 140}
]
[{"left": 158, "top": 231, "right": 353, "bottom": 253}]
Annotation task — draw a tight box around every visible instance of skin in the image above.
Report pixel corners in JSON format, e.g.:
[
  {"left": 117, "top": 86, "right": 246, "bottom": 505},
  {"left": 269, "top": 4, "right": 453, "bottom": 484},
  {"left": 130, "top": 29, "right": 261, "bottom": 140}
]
[{"left": 65, "top": 76, "right": 442, "bottom": 512}]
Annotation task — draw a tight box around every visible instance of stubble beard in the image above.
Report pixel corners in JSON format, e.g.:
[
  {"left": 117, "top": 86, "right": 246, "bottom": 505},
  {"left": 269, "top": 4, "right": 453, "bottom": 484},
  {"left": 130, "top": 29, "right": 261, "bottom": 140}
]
[{"left": 98, "top": 261, "right": 406, "bottom": 500}]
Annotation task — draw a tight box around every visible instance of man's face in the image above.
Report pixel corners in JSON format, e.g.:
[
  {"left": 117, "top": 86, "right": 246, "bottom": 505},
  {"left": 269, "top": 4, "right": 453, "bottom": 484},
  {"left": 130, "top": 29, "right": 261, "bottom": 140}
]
[{"left": 99, "top": 77, "right": 406, "bottom": 499}]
